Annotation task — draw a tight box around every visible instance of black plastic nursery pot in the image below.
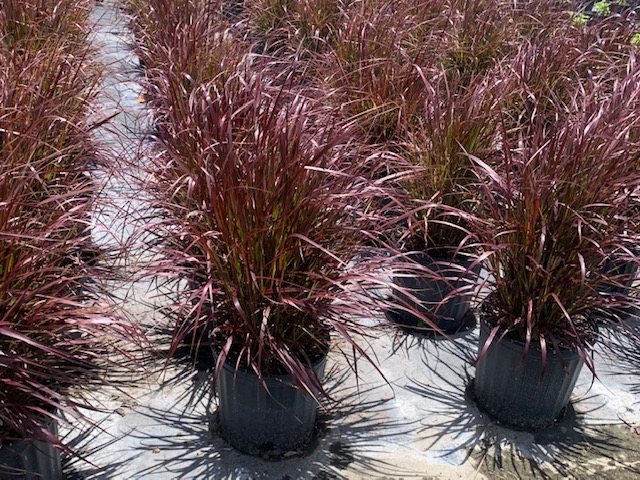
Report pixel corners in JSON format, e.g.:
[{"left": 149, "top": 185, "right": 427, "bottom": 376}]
[
  {"left": 215, "top": 354, "right": 327, "bottom": 458},
  {"left": 391, "top": 253, "right": 478, "bottom": 333},
  {"left": 473, "top": 313, "right": 588, "bottom": 430},
  {"left": 0, "top": 418, "right": 62, "bottom": 480}
]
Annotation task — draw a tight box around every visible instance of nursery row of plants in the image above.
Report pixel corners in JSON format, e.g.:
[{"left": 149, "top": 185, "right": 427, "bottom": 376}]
[
  {"left": 3, "top": 0, "right": 640, "bottom": 477},
  {"left": 0, "top": 0, "right": 141, "bottom": 477},
  {"left": 124, "top": 0, "right": 640, "bottom": 459}
]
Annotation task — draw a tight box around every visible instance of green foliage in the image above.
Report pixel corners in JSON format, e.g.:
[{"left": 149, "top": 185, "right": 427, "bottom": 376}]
[
  {"left": 572, "top": 12, "right": 589, "bottom": 25},
  {"left": 593, "top": 0, "right": 611, "bottom": 15}
]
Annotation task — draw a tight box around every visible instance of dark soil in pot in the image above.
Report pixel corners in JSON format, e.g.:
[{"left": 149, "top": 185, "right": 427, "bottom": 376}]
[
  {"left": 388, "top": 252, "right": 479, "bottom": 334},
  {"left": 214, "top": 352, "right": 327, "bottom": 459},
  {"left": 0, "top": 416, "right": 62, "bottom": 480},
  {"left": 472, "top": 302, "right": 594, "bottom": 430}
]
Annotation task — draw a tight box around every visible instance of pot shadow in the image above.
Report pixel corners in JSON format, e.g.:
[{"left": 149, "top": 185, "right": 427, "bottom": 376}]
[
  {"left": 127, "top": 297, "right": 216, "bottom": 412},
  {"left": 387, "top": 319, "right": 479, "bottom": 368},
  {"left": 151, "top": 331, "right": 216, "bottom": 412},
  {"left": 64, "top": 359, "right": 422, "bottom": 479},
  {"left": 403, "top": 337, "right": 640, "bottom": 479}
]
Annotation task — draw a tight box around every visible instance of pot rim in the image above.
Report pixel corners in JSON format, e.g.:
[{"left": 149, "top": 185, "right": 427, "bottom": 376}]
[
  {"left": 213, "top": 347, "right": 329, "bottom": 381},
  {"left": 478, "top": 316, "right": 588, "bottom": 360}
]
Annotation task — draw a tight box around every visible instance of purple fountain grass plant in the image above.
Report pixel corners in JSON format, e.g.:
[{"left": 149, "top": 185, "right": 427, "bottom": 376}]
[
  {"left": 242, "top": 0, "right": 342, "bottom": 57},
  {"left": 403, "top": 0, "right": 584, "bottom": 88},
  {"left": 0, "top": 0, "right": 92, "bottom": 52},
  {"left": 0, "top": 160, "right": 135, "bottom": 447},
  {"left": 142, "top": 68, "right": 391, "bottom": 396},
  {"left": 316, "top": 0, "right": 568, "bottom": 148},
  {"left": 129, "top": 0, "right": 243, "bottom": 76},
  {"left": 372, "top": 66, "right": 501, "bottom": 333},
  {"left": 285, "top": 0, "right": 342, "bottom": 54},
  {"left": 0, "top": 0, "right": 143, "bottom": 454},
  {"left": 439, "top": 0, "right": 521, "bottom": 81},
  {"left": 492, "top": 7, "right": 639, "bottom": 140},
  {"left": 128, "top": 0, "right": 255, "bottom": 143},
  {"left": 510, "top": 0, "right": 578, "bottom": 41},
  {"left": 245, "top": 0, "right": 294, "bottom": 37},
  {"left": 471, "top": 52, "right": 640, "bottom": 371},
  {"left": 570, "top": 9, "right": 640, "bottom": 79},
  {"left": 319, "top": 0, "right": 428, "bottom": 145},
  {"left": 0, "top": 44, "right": 101, "bottom": 182},
  {"left": 0, "top": 105, "right": 140, "bottom": 451},
  {"left": 391, "top": 67, "right": 502, "bottom": 255}
]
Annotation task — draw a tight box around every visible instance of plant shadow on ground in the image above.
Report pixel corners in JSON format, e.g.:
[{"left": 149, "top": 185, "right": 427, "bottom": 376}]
[
  {"left": 398, "top": 325, "right": 640, "bottom": 479},
  {"left": 64, "top": 343, "right": 423, "bottom": 479},
  {"left": 61, "top": 414, "right": 133, "bottom": 480},
  {"left": 597, "top": 318, "right": 640, "bottom": 397}
]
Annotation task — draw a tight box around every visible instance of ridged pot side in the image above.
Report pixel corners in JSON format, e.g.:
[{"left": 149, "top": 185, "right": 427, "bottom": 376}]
[
  {"left": 0, "top": 417, "right": 62, "bottom": 480},
  {"left": 216, "top": 354, "right": 327, "bottom": 458},
  {"left": 392, "top": 253, "right": 478, "bottom": 333},
  {"left": 474, "top": 314, "right": 587, "bottom": 430}
]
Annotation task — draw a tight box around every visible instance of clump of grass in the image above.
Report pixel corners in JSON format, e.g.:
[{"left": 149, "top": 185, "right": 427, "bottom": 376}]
[
  {"left": 0, "top": 0, "right": 92, "bottom": 53},
  {"left": 393, "top": 68, "right": 501, "bottom": 254},
  {"left": 0, "top": 43, "right": 101, "bottom": 191},
  {"left": 498, "top": 16, "right": 639, "bottom": 134},
  {"left": 130, "top": 0, "right": 253, "bottom": 135},
  {"left": 287, "top": 0, "right": 342, "bottom": 53},
  {"left": 320, "top": 0, "right": 427, "bottom": 145},
  {"left": 0, "top": 0, "right": 141, "bottom": 456},
  {"left": 143, "top": 67, "right": 388, "bottom": 393},
  {"left": 246, "top": 0, "right": 294, "bottom": 36},
  {"left": 473, "top": 56, "right": 640, "bottom": 369},
  {"left": 0, "top": 149, "right": 133, "bottom": 448}
]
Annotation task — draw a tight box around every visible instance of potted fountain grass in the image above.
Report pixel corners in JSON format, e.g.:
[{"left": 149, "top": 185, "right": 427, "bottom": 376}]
[
  {"left": 0, "top": 4, "right": 139, "bottom": 472},
  {"left": 0, "top": 120, "right": 134, "bottom": 479},
  {"left": 0, "top": 175, "right": 122, "bottom": 479},
  {"left": 387, "top": 68, "right": 499, "bottom": 334},
  {"left": 470, "top": 60, "right": 640, "bottom": 429},
  {"left": 146, "top": 68, "right": 389, "bottom": 457}
]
